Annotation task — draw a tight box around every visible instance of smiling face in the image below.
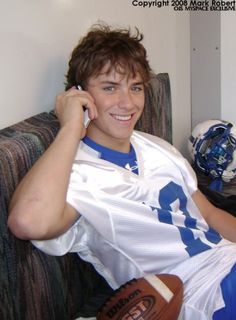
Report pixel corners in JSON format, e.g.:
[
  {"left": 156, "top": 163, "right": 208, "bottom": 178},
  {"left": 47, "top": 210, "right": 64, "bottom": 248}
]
[{"left": 86, "top": 66, "right": 145, "bottom": 152}]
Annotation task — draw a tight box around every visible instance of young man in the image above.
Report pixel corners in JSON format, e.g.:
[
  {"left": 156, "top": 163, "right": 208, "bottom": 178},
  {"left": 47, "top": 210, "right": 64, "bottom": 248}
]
[{"left": 8, "top": 24, "right": 236, "bottom": 319}]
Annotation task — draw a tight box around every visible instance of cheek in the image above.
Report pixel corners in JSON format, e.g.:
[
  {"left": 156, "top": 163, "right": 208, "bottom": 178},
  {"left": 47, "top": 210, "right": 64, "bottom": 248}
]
[
  {"left": 137, "top": 96, "right": 145, "bottom": 112},
  {"left": 94, "top": 96, "right": 118, "bottom": 114},
  {"left": 135, "top": 90, "right": 145, "bottom": 106}
]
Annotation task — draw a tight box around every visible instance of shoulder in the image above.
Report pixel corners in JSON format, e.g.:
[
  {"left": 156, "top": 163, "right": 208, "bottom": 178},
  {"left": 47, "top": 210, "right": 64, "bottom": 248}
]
[
  {"left": 132, "top": 131, "right": 198, "bottom": 194},
  {"left": 132, "top": 130, "right": 181, "bottom": 157}
]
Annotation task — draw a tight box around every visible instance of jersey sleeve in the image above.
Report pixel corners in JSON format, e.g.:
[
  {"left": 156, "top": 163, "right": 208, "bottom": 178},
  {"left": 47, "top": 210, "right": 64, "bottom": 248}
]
[
  {"left": 31, "top": 219, "right": 83, "bottom": 256},
  {"left": 135, "top": 131, "right": 198, "bottom": 195}
]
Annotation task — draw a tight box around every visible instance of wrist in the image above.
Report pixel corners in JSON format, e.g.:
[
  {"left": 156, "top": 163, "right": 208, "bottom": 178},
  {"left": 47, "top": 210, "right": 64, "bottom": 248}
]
[{"left": 60, "top": 121, "right": 85, "bottom": 142}]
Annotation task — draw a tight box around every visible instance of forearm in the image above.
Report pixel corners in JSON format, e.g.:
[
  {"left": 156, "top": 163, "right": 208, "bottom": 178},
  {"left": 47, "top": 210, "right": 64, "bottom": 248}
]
[
  {"left": 192, "top": 190, "right": 236, "bottom": 243},
  {"left": 206, "top": 206, "right": 236, "bottom": 243},
  {"left": 8, "top": 124, "right": 81, "bottom": 240}
]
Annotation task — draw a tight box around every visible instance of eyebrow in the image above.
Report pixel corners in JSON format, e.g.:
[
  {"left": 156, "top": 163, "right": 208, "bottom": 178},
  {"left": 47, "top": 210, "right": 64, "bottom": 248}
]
[{"left": 99, "top": 80, "right": 144, "bottom": 86}]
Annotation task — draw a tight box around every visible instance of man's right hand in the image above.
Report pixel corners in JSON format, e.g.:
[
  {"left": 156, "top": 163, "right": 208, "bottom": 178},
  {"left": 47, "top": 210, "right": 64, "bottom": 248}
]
[{"left": 55, "top": 87, "right": 98, "bottom": 139}]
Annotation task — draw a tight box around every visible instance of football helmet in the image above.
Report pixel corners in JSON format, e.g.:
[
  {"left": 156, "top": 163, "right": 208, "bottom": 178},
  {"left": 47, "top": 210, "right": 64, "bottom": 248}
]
[{"left": 188, "top": 120, "right": 236, "bottom": 190}]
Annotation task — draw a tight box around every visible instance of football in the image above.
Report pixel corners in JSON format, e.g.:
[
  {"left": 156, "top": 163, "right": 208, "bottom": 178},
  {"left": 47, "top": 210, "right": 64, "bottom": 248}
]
[{"left": 97, "top": 274, "right": 183, "bottom": 320}]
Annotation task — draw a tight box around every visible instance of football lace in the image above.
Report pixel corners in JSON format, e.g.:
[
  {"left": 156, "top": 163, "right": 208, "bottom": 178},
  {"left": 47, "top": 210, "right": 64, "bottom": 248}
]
[{"left": 97, "top": 278, "right": 138, "bottom": 313}]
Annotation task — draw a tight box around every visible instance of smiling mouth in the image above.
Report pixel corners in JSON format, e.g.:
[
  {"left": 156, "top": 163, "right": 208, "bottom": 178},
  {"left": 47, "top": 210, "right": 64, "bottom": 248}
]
[{"left": 112, "top": 114, "right": 132, "bottom": 121}]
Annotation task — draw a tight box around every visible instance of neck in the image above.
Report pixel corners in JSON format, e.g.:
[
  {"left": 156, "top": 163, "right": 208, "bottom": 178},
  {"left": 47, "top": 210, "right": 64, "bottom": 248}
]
[{"left": 86, "top": 128, "right": 131, "bottom": 153}]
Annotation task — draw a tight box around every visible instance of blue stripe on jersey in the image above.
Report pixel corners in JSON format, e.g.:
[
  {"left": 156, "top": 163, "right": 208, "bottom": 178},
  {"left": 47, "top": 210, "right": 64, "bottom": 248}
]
[
  {"left": 150, "top": 181, "right": 222, "bottom": 257},
  {"left": 83, "top": 136, "right": 139, "bottom": 174}
]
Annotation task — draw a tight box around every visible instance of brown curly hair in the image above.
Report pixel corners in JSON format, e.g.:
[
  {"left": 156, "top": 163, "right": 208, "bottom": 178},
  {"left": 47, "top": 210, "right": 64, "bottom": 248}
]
[{"left": 65, "top": 23, "right": 152, "bottom": 90}]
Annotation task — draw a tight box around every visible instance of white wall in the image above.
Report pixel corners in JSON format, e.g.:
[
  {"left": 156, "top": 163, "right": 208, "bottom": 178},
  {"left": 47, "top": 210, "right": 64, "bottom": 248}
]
[
  {"left": 221, "top": 12, "right": 236, "bottom": 125},
  {"left": 190, "top": 11, "right": 236, "bottom": 130},
  {"left": 190, "top": 12, "right": 221, "bottom": 129},
  {"left": 0, "top": 0, "right": 190, "bottom": 154}
]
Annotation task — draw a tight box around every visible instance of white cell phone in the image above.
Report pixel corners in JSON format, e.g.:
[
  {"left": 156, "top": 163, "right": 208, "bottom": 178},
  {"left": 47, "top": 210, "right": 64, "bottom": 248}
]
[{"left": 77, "top": 85, "right": 90, "bottom": 128}]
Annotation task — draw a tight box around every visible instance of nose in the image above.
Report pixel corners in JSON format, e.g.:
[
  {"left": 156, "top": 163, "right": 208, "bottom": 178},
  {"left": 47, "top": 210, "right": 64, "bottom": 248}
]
[{"left": 118, "top": 90, "right": 133, "bottom": 110}]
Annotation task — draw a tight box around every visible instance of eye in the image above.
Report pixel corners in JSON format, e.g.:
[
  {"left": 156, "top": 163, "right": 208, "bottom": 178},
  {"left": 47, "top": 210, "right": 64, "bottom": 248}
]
[
  {"left": 131, "top": 85, "right": 144, "bottom": 92},
  {"left": 103, "top": 86, "right": 116, "bottom": 92}
]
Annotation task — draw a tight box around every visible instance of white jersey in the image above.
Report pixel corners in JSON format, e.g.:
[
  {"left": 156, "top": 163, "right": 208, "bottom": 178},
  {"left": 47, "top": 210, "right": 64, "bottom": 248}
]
[{"left": 32, "top": 131, "right": 236, "bottom": 319}]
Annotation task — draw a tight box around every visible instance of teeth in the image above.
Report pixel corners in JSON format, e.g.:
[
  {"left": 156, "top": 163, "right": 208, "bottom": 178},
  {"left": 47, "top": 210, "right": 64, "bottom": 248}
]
[{"left": 113, "top": 115, "right": 132, "bottom": 121}]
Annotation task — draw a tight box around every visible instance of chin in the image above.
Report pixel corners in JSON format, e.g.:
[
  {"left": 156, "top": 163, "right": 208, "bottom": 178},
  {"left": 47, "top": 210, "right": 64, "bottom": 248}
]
[{"left": 112, "top": 130, "right": 133, "bottom": 141}]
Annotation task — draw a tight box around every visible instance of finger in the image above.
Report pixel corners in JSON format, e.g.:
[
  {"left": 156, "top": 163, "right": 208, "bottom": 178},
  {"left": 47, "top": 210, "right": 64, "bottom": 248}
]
[
  {"left": 84, "top": 101, "right": 98, "bottom": 121},
  {"left": 55, "top": 88, "right": 98, "bottom": 121}
]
